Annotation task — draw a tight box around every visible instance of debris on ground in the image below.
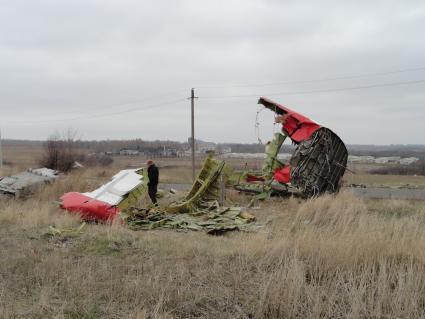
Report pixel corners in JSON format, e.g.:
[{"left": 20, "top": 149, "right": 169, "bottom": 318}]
[
  {"left": 60, "top": 168, "right": 147, "bottom": 221},
  {"left": 234, "top": 97, "right": 348, "bottom": 198},
  {"left": 166, "top": 155, "right": 226, "bottom": 213},
  {"left": 122, "top": 203, "right": 257, "bottom": 235},
  {"left": 72, "top": 161, "right": 84, "bottom": 169},
  {"left": 59, "top": 155, "right": 258, "bottom": 234},
  {"left": 0, "top": 168, "right": 58, "bottom": 198},
  {"left": 46, "top": 222, "right": 86, "bottom": 237},
  {"left": 121, "top": 155, "right": 258, "bottom": 234}
]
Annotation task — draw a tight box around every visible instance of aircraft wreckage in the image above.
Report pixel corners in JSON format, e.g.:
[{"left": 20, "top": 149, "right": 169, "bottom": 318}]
[
  {"left": 234, "top": 97, "right": 348, "bottom": 198},
  {"left": 0, "top": 168, "right": 58, "bottom": 198},
  {"left": 59, "top": 97, "right": 347, "bottom": 233}
]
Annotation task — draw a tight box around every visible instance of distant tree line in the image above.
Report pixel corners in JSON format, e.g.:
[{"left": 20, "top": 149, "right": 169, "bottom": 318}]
[{"left": 4, "top": 138, "right": 425, "bottom": 157}]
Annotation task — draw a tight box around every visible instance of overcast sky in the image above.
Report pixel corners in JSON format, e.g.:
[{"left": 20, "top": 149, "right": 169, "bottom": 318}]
[{"left": 1, "top": 0, "right": 424, "bottom": 144}]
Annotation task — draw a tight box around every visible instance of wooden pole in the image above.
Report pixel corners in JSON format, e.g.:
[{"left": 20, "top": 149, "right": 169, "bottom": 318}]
[
  {"left": 190, "top": 88, "right": 195, "bottom": 181},
  {"left": 219, "top": 173, "right": 225, "bottom": 206}
]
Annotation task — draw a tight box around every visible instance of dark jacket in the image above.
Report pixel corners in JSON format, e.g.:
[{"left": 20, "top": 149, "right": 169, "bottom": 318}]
[{"left": 147, "top": 164, "right": 159, "bottom": 186}]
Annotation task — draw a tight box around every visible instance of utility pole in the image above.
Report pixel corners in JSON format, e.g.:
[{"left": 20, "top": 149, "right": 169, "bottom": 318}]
[{"left": 190, "top": 88, "right": 197, "bottom": 181}]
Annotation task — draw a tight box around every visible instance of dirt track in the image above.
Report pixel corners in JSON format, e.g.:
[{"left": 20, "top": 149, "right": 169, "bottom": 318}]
[
  {"left": 349, "top": 187, "right": 425, "bottom": 200},
  {"left": 160, "top": 183, "right": 425, "bottom": 201}
]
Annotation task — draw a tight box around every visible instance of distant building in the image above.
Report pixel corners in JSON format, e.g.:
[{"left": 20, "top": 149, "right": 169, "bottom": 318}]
[
  {"left": 119, "top": 149, "right": 139, "bottom": 156},
  {"left": 399, "top": 157, "right": 419, "bottom": 165},
  {"left": 347, "top": 155, "right": 419, "bottom": 165},
  {"left": 348, "top": 155, "right": 375, "bottom": 163},
  {"left": 162, "top": 147, "right": 178, "bottom": 157},
  {"left": 374, "top": 157, "right": 401, "bottom": 164},
  {"left": 195, "top": 140, "right": 217, "bottom": 154},
  {"left": 198, "top": 145, "right": 216, "bottom": 154},
  {"left": 218, "top": 146, "right": 232, "bottom": 154}
]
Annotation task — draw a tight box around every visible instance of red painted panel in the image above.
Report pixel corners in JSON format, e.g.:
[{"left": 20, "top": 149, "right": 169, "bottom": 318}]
[
  {"left": 60, "top": 192, "right": 119, "bottom": 222},
  {"left": 246, "top": 174, "right": 265, "bottom": 182},
  {"left": 274, "top": 165, "right": 291, "bottom": 184},
  {"left": 258, "top": 97, "right": 321, "bottom": 143}
]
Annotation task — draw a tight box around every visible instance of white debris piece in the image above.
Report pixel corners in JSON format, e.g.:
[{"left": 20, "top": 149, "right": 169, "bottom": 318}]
[
  {"left": 83, "top": 168, "right": 144, "bottom": 205},
  {"left": 72, "top": 161, "right": 84, "bottom": 169},
  {"left": 0, "top": 168, "right": 58, "bottom": 197},
  {"left": 29, "top": 168, "right": 59, "bottom": 178}
]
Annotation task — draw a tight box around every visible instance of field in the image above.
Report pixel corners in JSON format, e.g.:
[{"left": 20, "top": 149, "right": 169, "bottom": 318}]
[{"left": 1, "top": 145, "right": 425, "bottom": 318}]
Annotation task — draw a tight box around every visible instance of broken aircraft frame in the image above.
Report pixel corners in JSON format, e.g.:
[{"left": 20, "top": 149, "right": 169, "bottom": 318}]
[
  {"left": 58, "top": 97, "right": 347, "bottom": 231},
  {"left": 233, "top": 97, "right": 348, "bottom": 198}
]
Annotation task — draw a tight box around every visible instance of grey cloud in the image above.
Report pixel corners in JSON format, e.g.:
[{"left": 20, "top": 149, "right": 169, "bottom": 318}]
[{"left": 0, "top": 0, "right": 424, "bottom": 144}]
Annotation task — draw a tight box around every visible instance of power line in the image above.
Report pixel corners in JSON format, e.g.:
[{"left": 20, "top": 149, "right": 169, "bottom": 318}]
[
  {"left": 195, "top": 66, "right": 425, "bottom": 89},
  {"left": 201, "top": 78, "right": 425, "bottom": 99},
  {"left": 7, "top": 98, "right": 187, "bottom": 125},
  {"left": 58, "top": 89, "right": 188, "bottom": 116}
]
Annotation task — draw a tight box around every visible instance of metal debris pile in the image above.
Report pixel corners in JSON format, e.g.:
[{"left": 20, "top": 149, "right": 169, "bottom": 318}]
[
  {"left": 60, "top": 168, "right": 146, "bottom": 221},
  {"left": 120, "top": 155, "right": 257, "bottom": 234},
  {"left": 58, "top": 155, "right": 258, "bottom": 234},
  {"left": 233, "top": 97, "right": 348, "bottom": 199},
  {"left": 0, "top": 168, "right": 58, "bottom": 198},
  {"left": 121, "top": 203, "right": 256, "bottom": 235},
  {"left": 166, "top": 155, "right": 226, "bottom": 213},
  {"left": 56, "top": 97, "right": 349, "bottom": 234},
  {"left": 290, "top": 127, "right": 347, "bottom": 197}
]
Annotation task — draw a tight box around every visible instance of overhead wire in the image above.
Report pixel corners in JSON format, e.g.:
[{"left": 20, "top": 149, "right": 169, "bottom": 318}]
[
  {"left": 200, "top": 78, "right": 425, "bottom": 99},
  {"left": 7, "top": 97, "right": 187, "bottom": 125},
  {"left": 4, "top": 66, "right": 425, "bottom": 125},
  {"left": 194, "top": 66, "right": 425, "bottom": 89},
  {"left": 58, "top": 88, "right": 188, "bottom": 116}
]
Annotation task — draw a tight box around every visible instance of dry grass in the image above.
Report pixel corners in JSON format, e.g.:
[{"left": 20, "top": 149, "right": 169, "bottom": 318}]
[
  {"left": 1, "top": 144, "right": 43, "bottom": 171},
  {"left": 1, "top": 166, "right": 425, "bottom": 318},
  {"left": 343, "top": 163, "right": 425, "bottom": 188},
  {"left": 343, "top": 172, "right": 425, "bottom": 188}
]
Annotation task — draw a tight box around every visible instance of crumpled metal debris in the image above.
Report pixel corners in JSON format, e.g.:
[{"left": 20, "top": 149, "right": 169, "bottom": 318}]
[
  {"left": 46, "top": 222, "right": 86, "bottom": 237},
  {"left": 60, "top": 168, "right": 147, "bottom": 221},
  {"left": 290, "top": 127, "right": 347, "bottom": 197},
  {"left": 60, "top": 155, "right": 258, "bottom": 234},
  {"left": 0, "top": 168, "right": 58, "bottom": 198},
  {"left": 166, "top": 155, "right": 226, "bottom": 213},
  {"left": 120, "top": 155, "right": 258, "bottom": 234},
  {"left": 121, "top": 202, "right": 256, "bottom": 235},
  {"left": 234, "top": 97, "right": 348, "bottom": 198}
]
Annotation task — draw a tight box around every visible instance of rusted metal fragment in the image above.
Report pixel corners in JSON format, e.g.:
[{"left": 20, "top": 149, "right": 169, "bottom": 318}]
[
  {"left": 235, "top": 97, "right": 348, "bottom": 198},
  {"left": 290, "top": 127, "right": 348, "bottom": 197}
]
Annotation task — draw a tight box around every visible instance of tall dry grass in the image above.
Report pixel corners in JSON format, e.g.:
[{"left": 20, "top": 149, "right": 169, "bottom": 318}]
[{"left": 1, "top": 169, "right": 425, "bottom": 318}]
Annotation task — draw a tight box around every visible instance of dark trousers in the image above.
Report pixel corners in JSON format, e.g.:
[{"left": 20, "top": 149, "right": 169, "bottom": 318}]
[{"left": 148, "top": 184, "right": 158, "bottom": 204}]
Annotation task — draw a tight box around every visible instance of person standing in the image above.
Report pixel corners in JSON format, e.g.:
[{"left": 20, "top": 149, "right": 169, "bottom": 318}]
[{"left": 147, "top": 160, "right": 159, "bottom": 205}]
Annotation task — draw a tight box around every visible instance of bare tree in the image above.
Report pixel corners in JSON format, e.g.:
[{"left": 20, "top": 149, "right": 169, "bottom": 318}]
[{"left": 40, "top": 129, "right": 83, "bottom": 172}]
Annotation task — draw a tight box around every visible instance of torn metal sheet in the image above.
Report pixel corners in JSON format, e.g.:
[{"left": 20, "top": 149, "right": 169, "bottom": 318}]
[
  {"left": 262, "top": 132, "right": 286, "bottom": 179},
  {"left": 235, "top": 97, "right": 348, "bottom": 198},
  {"left": 166, "top": 155, "right": 225, "bottom": 213},
  {"left": 118, "top": 156, "right": 258, "bottom": 234},
  {"left": 0, "top": 168, "right": 58, "bottom": 197},
  {"left": 60, "top": 168, "right": 146, "bottom": 221},
  {"left": 122, "top": 203, "right": 257, "bottom": 235},
  {"left": 290, "top": 127, "right": 347, "bottom": 197},
  {"left": 84, "top": 169, "right": 145, "bottom": 206},
  {"left": 258, "top": 96, "right": 321, "bottom": 143}
]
